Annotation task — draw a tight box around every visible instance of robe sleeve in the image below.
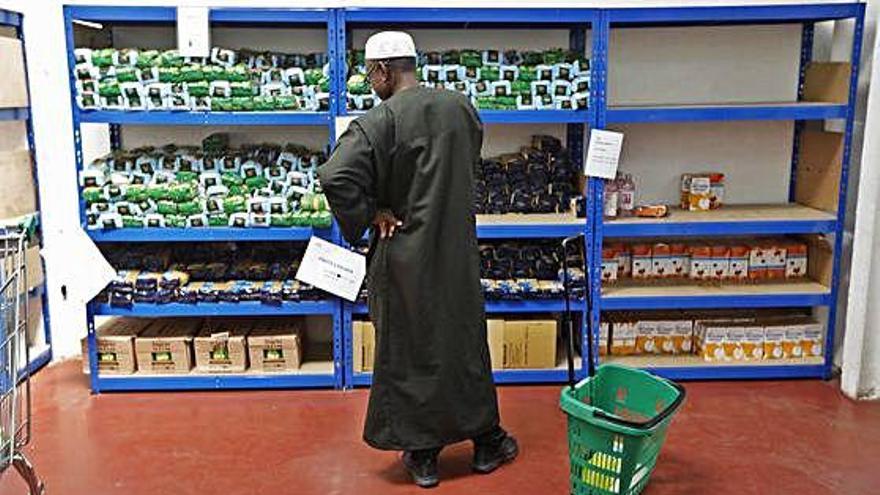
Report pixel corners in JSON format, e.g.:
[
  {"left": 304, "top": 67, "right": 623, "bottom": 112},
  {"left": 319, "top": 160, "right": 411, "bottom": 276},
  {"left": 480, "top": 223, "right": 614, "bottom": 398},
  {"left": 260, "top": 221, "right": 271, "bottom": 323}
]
[{"left": 317, "top": 122, "right": 378, "bottom": 245}]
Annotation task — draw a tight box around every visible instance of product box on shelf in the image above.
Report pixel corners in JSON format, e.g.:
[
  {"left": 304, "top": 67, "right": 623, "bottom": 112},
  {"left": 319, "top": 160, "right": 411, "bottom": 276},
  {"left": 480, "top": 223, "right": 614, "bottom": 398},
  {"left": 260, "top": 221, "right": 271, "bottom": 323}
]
[
  {"left": 784, "top": 241, "right": 808, "bottom": 279},
  {"left": 689, "top": 245, "right": 712, "bottom": 281},
  {"left": 742, "top": 325, "right": 765, "bottom": 361},
  {"left": 728, "top": 244, "right": 750, "bottom": 281},
  {"left": 247, "top": 320, "right": 303, "bottom": 372},
  {"left": 501, "top": 319, "right": 557, "bottom": 369},
  {"left": 81, "top": 318, "right": 154, "bottom": 374},
  {"left": 631, "top": 244, "right": 652, "bottom": 280},
  {"left": 652, "top": 243, "right": 672, "bottom": 279},
  {"left": 134, "top": 318, "right": 200, "bottom": 374},
  {"left": 599, "top": 321, "right": 609, "bottom": 357},
  {"left": 193, "top": 319, "right": 250, "bottom": 373},
  {"left": 503, "top": 321, "right": 527, "bottom": 368},
  {"left": 487, "top": 319, "right": 504, "bottom": 370},
  {"left": 615, "top": 244, "right": 632, "bottom": 279},
  {"left": 696, "top": 320, "right": 726, "bottom": 362},
  {"left": 748, "top": 244, "right": 768, "bottom": 280},
  {"left": 636, "top": 318, "right": 659, "bottom": 354},
  {"left": 764, "top": 241, "right": 787, "bottom": 280},
  {"left": 763, "top": 324, "right": 786, "bottom": 360},
  {"left": 709, "top": 245, "right": 730, "bottom": 281},
  {"left": 800, "top": 321, "right": 824, "bottom": 358},
  {"left": 601, "top": 247, "right": 619, "bottom": 283},
  {"left": 610, "top": 318, "right": 637, "bottom": 356},
  {"left": 353, "top": 320, "right": 377, "bottom": 372},
  {"left": 669, "top": 243, "right": 688, "bottom": 278},
  {"left": 783, "top": 325, "right": 805, "bottom": 359}
]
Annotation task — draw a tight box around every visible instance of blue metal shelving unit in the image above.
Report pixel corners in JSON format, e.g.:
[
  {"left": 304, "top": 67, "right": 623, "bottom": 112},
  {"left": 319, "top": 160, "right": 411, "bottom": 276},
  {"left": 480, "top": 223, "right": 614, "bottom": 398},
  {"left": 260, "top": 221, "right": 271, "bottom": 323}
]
[
  {"left": 63, "top": 3, "right": 865, "bottom": 390},
  {"left": 64, "top": 5, "right": 343, "bottom": 392},
  {"left": 2, "top": 7, "right": 53, "bottom": 380}
]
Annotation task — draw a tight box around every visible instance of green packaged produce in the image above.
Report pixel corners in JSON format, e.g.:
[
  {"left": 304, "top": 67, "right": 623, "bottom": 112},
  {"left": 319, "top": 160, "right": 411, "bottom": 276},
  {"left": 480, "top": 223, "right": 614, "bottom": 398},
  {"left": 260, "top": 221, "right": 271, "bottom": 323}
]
[
  {"left": 232, "top": 97, "right": 255, "bottom": 111},
  {"left": 543, "top": 49, "right": 565, "bottom": 64},
  {"left": 91, "top": 48, "right": 115, "bottom": 67},
  {"left": 226, "top": 65, "right": 250, "bottom": 82},
  {"left": 83, "top": 187, "right": 104, "bottom": 204},
  {"left": 522, "top": 51, "right": 543, "bottom": 65},
  {"left": 441, "top": 50, "right": 460, "bottom": 64},
  {"left": 176, "top": 171, "right": 199, "bottom": 183},
  {"left": 223, "top": 196, "right": 247, "bottom": 214},
  {"left": 347, "top": 74, "right": 370, "bottom": 95},
  {"left": 122, "top": 216, "right": 144, "bottom": 228},
  {"left": 147, "top": 185, "right": 171, "bottom": 201},
  {"left": 157, "top": 200, "right": 178, "bottom": 215},
  {"left": 136, "top": 50, "right": 159, "bottom": 69},
  {"left": 319, "top": 76, "right": 331, "bottom": 93},
  {"left": 253, "top": 96, "right": 274, "bottom": 111},
  {"left": 292, "top": 211, "right": 310, "bottom": 226},
  {"left": 481, "top": 67, "right": 500, "bottom": 82},
  {"left": 221, "top": 172, "right": 244, "bottom": 187},
  {"left": 271, "top": 214, "right": 296, "bottom": 227},
  {"left": 169, "top": 183, "right": 197, "bottom": 202},
  {"left": 115, "top": 67, "right": 140, "bottom": 83},
  {"left": 125, "top": 184, "right": 148, "bottom": 202},
  {"left": 202, "top": 66, "right": 223, "bottom": 81},
  {"left": 208, "top": 214, "right": 229, "bottom": 227},
  {"left": 212, "top": 97, "right": 234, "bottom": 111},
  {"left": 166, "top": 215, "right": 186, "bottom": 228},
  {"left": 517, "top": 66, "right": 537, "bottom": 82},
  {"left": 228, "top": 184, "right": 248, "bottom": 196},
  {"left": 512, "top": 80, "right": 531, "bottom": 95},
  {"left": 460, "top": 50, "right": 481, "bottom": 67},
  {"left": 230, "top": 81, "right": 253, "bottom": 97},
  {"left": 244, "top": 176, "right": 268, "bottom": 189},
  {"left": 159, "top": 50, "right": 185, "bottom": 67},
  {"left": 304, "top": 68, "right": 323, "bottom": 85},
  {"left": 310, "top": 211, "right": 333, "bottom": 228},
  {"left": 158, "top": 67, "right": 181, "bottom": 83},
  {"left": 299, "top": 192, "right": 315, "bottom": 211},
  {"left": 273, "top": 96, "right": 299, "bottom": 110},
  {"left": 177, "top": 200, "right": 203, "bottom": 216},
  {"left": 180, "top": 64, "right": 205, "bottom": 82},
  {"left": 98, "top": 79, "right": 121, "bottom": 97}
]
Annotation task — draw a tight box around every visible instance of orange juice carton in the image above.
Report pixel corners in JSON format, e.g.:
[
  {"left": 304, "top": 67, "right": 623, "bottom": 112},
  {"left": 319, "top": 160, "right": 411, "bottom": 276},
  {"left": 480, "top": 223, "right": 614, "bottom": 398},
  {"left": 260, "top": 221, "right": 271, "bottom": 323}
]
[
  {"left": 710, "top": 245, "right": 730, "bottom": 281},
  {"left": 723, "top": 324, "right": 747, "bottom": 361},
  {"left": 631, "top": 244, "right": 653, "bottom": 280},
  {"left": 783, "top": 325, "right": 804, "bottom": 359},
  {"left": 599, "top": 321, "right": 610, "bottom": 356},
  {"left": 615, "top": 243, "right": 632, "bottom": 278},
  {"left": 800, "top": 321, "right": 823, "bottom": 358},
  {"left": 689, "top": 245, "right": 712, "bottom": 281},
  {"left": 652, "top": 243, "right": 673, "bottom": 278},
  {"left": 728, "top": 245, "right": 750, "bottom": 281},
  {"left": 670, "top": 243, "right": 689, "bottom": 278},
  {"left": 654, "top": 320, "right": 678, "bottom": 354},
  {"left": 672, "top": 319, "right": 694, "bottom": 354},
  {"left": 601, "top": 247, "right": 619, "bottom": 283},
  {"left": 784, "top": 241, "right": 808, "bottom": 279},
  {"left": 742, "top": 325, "right": 765, "bottom": 361},
  {"left": 610, "top": 320, "right": 637, "bottom": 355},
  {"left": 688, "top": 175, "right": 712, "bottom": 212},
  {"left": 763, "top": 324, "right": 785, "bottom": 359},
  {"left": 708, "top": 173, "right": 725, "bottom": 210},
  {"left": 765, "top": 242, "right": 787, "bottom": 280},
  {"left": 697, "top": 320, "right": 727, "bottom": 361},
  {"left": 749, "top": 244, "right": 768, "bottom": 280},
  {"left": 636, "top": 319, "right": 660, "bottom": 354}
]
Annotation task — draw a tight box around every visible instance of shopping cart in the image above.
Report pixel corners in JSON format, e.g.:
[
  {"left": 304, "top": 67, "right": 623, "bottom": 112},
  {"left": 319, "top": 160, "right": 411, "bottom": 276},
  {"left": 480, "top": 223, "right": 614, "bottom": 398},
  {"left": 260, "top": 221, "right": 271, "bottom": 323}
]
[
  {"left": 559, "top": 234, "right": 685, "bottom": 495},
  {"left": 0, "top": 229, "right": 44, "bottom": 494}
]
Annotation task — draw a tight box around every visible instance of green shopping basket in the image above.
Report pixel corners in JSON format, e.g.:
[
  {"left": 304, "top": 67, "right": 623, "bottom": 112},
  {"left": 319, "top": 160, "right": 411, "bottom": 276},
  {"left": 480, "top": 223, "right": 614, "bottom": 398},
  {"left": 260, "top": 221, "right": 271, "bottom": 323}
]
[{"left": 559, "top": 235, "right": 686, "bottom": 495}]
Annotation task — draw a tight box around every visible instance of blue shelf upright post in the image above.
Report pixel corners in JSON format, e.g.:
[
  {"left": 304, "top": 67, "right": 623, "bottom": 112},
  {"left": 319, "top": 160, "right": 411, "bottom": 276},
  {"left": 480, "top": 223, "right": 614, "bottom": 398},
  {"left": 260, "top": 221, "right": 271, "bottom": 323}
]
[
  {"left": 825, "top": 4, "right": 865, "bottom": 379},
  {"left": 789, "top": 21, "right": 815, "bottom": 202}
]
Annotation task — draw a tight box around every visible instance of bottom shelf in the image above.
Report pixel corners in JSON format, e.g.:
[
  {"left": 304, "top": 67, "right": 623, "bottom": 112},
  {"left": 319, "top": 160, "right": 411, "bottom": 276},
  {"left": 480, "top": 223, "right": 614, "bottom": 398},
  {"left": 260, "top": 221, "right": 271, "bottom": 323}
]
[
  {"left": 94, "top": 360, "right": 337, "bottom": 391},
  {"left": 603, "top": 355, "right": 827, "bottom": 380},
  {"left": 18, "top": 346, "right": 52, "bottom": 381}
]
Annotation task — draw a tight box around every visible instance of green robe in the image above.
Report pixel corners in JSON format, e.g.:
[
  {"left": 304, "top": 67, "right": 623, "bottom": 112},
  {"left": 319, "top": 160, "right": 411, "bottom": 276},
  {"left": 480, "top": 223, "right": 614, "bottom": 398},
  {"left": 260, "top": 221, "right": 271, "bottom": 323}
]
[{"left": 318, "top": 86, "right": 499, "bottom": 451}]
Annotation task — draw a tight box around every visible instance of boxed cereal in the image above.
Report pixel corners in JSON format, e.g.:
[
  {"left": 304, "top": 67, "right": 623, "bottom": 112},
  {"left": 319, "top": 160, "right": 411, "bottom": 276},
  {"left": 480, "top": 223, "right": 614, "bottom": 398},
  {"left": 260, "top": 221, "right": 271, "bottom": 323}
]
[
  {"left": 670, "top": 243, "right": 689, "bottom": 278},
  {"left": 728, "top": 244, "right": 750, "bottom": 281},
  {"left": 652, "top": 243, "right": 673, "bottom": 279},
  {"left": 631, "top": 244, "right": 653, "bottom": 280},
  {"left": 689, "top": 245, "right": 712, "bottom": 281}
]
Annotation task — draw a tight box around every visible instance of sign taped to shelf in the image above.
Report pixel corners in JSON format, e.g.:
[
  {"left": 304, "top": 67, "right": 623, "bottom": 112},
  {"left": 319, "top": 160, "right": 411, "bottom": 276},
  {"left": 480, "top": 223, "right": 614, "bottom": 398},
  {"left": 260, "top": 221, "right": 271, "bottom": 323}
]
[
  {"left": 584, "top": 129, "right": 624, "bottom": 179},
  {"left": 177, "top": 7, "right": 210, "bottom": 57},
  {"left": 335, "top": 116, "right": 357, "bottom": 139},
  {"left": 296, "top": 236, "right": 366, "bottom": 302}
]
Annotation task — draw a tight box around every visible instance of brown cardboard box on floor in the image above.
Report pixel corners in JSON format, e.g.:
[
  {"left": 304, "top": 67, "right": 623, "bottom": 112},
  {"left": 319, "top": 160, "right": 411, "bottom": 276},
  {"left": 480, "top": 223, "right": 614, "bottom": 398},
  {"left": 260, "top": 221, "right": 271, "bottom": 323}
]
[
  {"left": 362, "top": 321, "right": 376, "bottom": 372},
  {"left": 193, "top": 319, "right": 251, "bottom": 373},
  {"left": 247, "top": 319, "right": 303, "bottom": 372},
  {"left": 503, "top": 321, "right": 528, "bottom": 368},
  {"left": 486, "top": 319, "right": 504, "bottom": 370},
  {"left": 525, "top": 320, "right": 557, "bottom": 369},
  {"left": 352, "top": 321, "right": 364, "bottom": 373},
  {"left": 82, "top": 318, "right": 155, "bottom": 375},
  {"left": 135, "top": 318, "right": 200, "bottom": 374}
]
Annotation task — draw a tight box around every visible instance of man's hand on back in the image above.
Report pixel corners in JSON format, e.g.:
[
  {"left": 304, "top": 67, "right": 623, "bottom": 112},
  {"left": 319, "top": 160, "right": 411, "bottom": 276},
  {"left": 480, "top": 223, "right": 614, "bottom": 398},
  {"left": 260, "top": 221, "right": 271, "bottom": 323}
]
[{"left": 374, "top": 209, "right": 403, "bottom": 239}]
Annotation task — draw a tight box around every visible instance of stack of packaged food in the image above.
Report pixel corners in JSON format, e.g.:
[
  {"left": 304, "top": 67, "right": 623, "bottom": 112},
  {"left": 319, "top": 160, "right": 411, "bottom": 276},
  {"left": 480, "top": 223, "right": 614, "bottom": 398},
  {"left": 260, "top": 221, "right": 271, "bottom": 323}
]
[{"left": 479, "top": 240, "right": 585, "bottom": 300}]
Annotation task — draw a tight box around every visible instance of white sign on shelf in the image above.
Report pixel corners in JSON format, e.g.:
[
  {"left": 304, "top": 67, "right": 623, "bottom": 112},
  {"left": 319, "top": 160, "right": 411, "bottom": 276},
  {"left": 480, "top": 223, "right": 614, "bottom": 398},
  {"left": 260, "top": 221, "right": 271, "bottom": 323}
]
[
  {"left": 335, "top": 116, "right": 357, "bottom": 139},
  {"left": 584, "top": 129, "right": 624, "bottom": 179},
  {"left": 177, "top": 7, "right": 210, "bottom": 58},
  {"left": 295, "top": 236, "right": 366, "bottom": 302}
]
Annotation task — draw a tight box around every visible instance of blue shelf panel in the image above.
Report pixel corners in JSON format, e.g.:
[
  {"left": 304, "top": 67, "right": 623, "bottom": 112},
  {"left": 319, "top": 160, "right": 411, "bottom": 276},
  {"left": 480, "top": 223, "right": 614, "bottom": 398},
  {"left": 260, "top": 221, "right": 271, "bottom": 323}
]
[
  {"left": 602, "top": 204, "right": 837, "bottom": 238},
  {"left": 343, "top": 8, "right": 595, "bottom": 24},
  {"left": 608, "top": 4, "right": 862, "bottom": 24},
  {"left": 66, "top": 6, "right": 176, "bottom": 22},
  {"left": 606, "top": 102, "right": 847, "bottom": 124},
  {"left": 210, "top": 8, "right": 330, "bottom": 24},
  {"left": 0, "top": 108, "right": 29, "bottom": 121},
  {"left": 93, "top": 301, "right": 336, "bottom": 317},
  {"left": 347, "top": 109, "right": 588, "bottom": 124},
  {"left": 352, "top": 367, "right": 584, "bottom": 387},
  {"left": 603, "top": 356, "right": 828, "bottom": 380},
  {"left": 95, "top": 372, "right": 336, "bottom": 391},
  {"left": 19, "top": 349, "right": 52, "bottom": 382},
  {"left": 87, "top": 227, "right": 327, "bottom": 242},
  {"left": 77, "top": 110, "right": 332, "bottom": 126},
  {"left": 476, "top": 214, "right": 585, "bottom": 239},
  {"left": 350, "top": 299, "right": 583, "bottom": 315},
  {"left": 0, "top": 8, "right": 22, "bottom": 27},
  {"left": 601, "top": 282, "right": 831, "bottom": 310}
]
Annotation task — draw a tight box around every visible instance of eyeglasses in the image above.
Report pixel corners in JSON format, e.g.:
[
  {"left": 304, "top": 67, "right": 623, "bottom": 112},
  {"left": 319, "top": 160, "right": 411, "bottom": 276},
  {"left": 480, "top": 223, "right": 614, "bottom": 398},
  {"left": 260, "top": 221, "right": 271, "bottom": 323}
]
[{"left": 365, "top": 61, "right": 385, "bottom": 80}]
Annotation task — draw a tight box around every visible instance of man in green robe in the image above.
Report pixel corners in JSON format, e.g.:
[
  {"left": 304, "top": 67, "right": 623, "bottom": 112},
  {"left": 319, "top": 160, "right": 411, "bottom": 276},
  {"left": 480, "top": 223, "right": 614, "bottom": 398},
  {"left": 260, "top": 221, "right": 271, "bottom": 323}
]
[{"left": 317, "top": 32, "right": 517, "bottom": 488}]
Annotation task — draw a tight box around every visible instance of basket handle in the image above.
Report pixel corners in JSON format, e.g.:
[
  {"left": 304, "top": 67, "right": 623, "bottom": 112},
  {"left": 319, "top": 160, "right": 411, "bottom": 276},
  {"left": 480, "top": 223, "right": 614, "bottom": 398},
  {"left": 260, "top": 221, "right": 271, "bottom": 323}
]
[
  {"left": 593, "top": 380, "right": 687, "bottom": 430},
  {"left": 561, "top": 234, "right": 586, "bottom": 390}
]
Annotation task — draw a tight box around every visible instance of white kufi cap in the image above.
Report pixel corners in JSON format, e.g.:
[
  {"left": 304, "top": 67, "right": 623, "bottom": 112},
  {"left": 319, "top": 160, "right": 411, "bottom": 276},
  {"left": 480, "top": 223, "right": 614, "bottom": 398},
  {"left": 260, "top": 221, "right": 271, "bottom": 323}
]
[{"left": 365, "top": 31, "right": 417, "bottom": 60}]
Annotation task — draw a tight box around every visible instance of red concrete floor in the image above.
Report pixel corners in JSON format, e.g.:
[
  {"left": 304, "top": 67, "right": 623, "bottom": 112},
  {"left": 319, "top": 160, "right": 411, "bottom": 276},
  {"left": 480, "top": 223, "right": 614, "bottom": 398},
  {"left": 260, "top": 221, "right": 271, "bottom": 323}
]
[{"left": 2, "top": 361, "right": 880, "bottom": 495}]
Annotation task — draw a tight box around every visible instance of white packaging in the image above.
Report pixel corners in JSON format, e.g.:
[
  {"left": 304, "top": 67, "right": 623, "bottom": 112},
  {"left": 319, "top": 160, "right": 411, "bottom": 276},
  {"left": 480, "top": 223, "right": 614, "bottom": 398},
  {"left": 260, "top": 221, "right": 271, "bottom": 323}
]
[
  {"left": 285, "top": 67, "right": 305, "bottom": 86},
  {"left": 443, "top": 65, "right": 464, "bottom": 82},
  {"left": 553, "top": 62, "right": 576, "bottom": 80},
  {"left": 573, "top": 76, "right": 591, "bottom": 94},
  {"left": 144, "top": 214, "right": 166, "bottom": 228},
  {"left": 186, "top": 214, "right": 208, "bottom": 228},
  {"left": 101, "top": 95, "right": 125, "bottom": 111},
  {"left": 247, "top": 197, "right": 269, "bottom": 215},
  {"left": 249, "top": 213, "right": 270, "bottom": 228},
  {"left": 516, "top": 94, "right": 536, "bottom": 110},
  {"left": 571, "top": 93, "right": 589, "bottom": 110},
  {"left": 743, "top": 325, "right": 765, "bottom": 361},
  {"left": 97, "top": 213, "right": 123, "bottom": 229},
  {"left": 535, "top": 64, "right": 553, "bottom": 81},
  {"left": 211, "top": 47, "right": 237, "bottom": 67},
  {"left": 261, "top": 82, "right": 290, "bottom": 97},
  {"left": 74, "top": 48, "right": 93, "bottom": 67},
  {"left": 499, "top": 65, "right": 519, "bottom": 81},
  {"left": 554, "top": 96, "right": 574, "bottom": 110},
  {"left": 422, "top": 65, "right": 444, "bottom": 83},
  {"left": 601, "top": 257, "right": 618, "bottom": 283},
  {"left": 463, "top": 66, "right": 481, "bottom": 81},
  {"left": 472, "top": 80, "right": 492, "bottom": 97},
  {"left": 145, "top": 83, "right": 171, "bottom": 110},
  {"left": 482, "top": 49, "right": 501, "bottom": 66},
  {"left": 209, "top": 80, "right": 232, "bottom": 98},
  {"left": 78, "top": 93, "right": 100, "bottom": 110},
  {"left": 190, "top": 96, "right": 211, "bottom": 111},
  {"left": 490, "top": 80, "right": 512, "bottom": 97},
  {"left": 551, "top": 80, "right": 573, "bottom": 98}
]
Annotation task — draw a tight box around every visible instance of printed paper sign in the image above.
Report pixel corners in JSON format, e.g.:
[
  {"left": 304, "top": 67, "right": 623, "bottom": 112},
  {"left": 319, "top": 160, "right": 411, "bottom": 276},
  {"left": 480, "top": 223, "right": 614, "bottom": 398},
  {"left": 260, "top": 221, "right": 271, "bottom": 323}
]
[
  {"left": 335, "top": 116, "right": 357, "bottom": 139},
  {"left": 584, "top": 129, "right": 624, "bottom": 179},
  {"left": 296, "top": 236, "right": 366, "bottom": 302},
  {"left": 177, "top": 7, "right": 210, "bottom": 57}
]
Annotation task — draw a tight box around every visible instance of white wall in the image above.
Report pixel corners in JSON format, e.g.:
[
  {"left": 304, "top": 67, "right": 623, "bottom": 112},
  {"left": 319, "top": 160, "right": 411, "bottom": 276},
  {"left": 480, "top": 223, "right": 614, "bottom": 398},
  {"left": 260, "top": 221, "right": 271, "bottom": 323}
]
[{"left": 1, "top": 0, "right": 864, "bottom": 362}]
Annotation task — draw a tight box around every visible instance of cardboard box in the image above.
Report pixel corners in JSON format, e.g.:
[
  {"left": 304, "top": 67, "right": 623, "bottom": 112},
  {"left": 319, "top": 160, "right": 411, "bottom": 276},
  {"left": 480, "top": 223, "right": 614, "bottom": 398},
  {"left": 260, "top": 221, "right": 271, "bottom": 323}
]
[
  {"left": 765, "top": 242, "right": 787, "bottom": 280},
  {"left": 0, "top": 150, "right": 36, "bottom": 220},
  {"left": 636, "top": 319, "right": 660, "bottom": 354},
  {"left": 801, "top": 321, "right": 824, "bottom": 358},
  {"left": 672, "top": 319, "right": 694, "bottom": 354},
  {"left": 748, "top": 244, "right": 768, "bottom": 280},
  {"left": 610, "top": 319, "right": 637, "bottom": 355},
  {"left": 193, "top": 319, "right": 250, "bottom": 373},
  {"left": 689, "top": 245, "right": 712, "bottom": 281},
  {"left": 696, "top": 320, "right": 727, "bottom": 362},
  {"left": 723, "top": 324, "right": 746, "bottom": 361},
  {"left": 728, "top": 245, "right": 750, "bottom": 281},
  {"left": 599, "top": 321, "right": 610, "bottom": 357},
  {"left": 710, "top": 245, "right": 730, "bottom": 281},
  {"left": 247, "top": 320, "right": 303, "bottom": 372},
  {"left": 601, "top": 247, "right": 618, "bottom": 283},
  {"left": 135, "top": 319, "right": 200, "bottom": 374},
  {"left": 652, "top": 243, "right": 672, "bottom": 278},
  {"left": 783, "top": 326, "right": 804, "bottom": 359},
  {"left": 487, "top": 319, "right": 505, "bottom": 369},
  {"left": 503, "top": 321, "right": 527, "bottom": 368},
  {"left": 763, "top": 325, "right": 785, "bottom": 360},
  {"left": 614, "top": 243, "right": 632, "bottom": 279},
  {"left": 631, "top": 244, "right": 652, "bottom": 279},
  {"left": 785, "top": 242, "right": 808, "bottom": 279},
  {"left": 362, "top": 321, "right": 376, "bottom": 371},
  {"left": 670, "top": 243, "right": 689, "bottom": 278},
  {"left": 525, "top": 320, "right": 557, "bottom": 369},
  {"left": 82, "top": 318, "right": 154, "bottom": 375},
  {"left": 0, "top": 37, "right": 28, "bottom": 108},
  {"left": 742, "top": 325, "right": 765, "bottom": 361},
  {"left": 353, "top": 321, "right": 364, "bottom": 372}
]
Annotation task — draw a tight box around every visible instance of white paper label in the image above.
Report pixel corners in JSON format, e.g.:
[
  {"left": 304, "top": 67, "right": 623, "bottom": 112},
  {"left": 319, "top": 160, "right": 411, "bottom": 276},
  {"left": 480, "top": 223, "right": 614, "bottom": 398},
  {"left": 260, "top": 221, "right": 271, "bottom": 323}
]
[
  {"left": 295, "top": 237, "right": 366, "bottom": 302},
  {"left": 584, "top": 129, "right": 624, "bottom": 179},
  {"left": 335, "top": 116, "right": 357, "bottom": 140},
  {"left": 177, "top": 7, "right": 210, "bottom": 57}
]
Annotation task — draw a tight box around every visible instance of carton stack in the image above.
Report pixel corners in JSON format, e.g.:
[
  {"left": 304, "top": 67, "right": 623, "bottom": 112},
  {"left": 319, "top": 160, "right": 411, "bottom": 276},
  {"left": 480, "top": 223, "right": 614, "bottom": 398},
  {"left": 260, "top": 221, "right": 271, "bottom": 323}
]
[
  {"left": 134, "top": 318, "right": 201, "bottom": 374},
  {"left": 352, "top": 321, "right": 376, "bottom": 373},
  {"left": 247, "top": 319, "right": 303, "bottom": 372},
  {"left": 81, "top": 318, "right": 154, "bottom": 374},
  {"left": 193, "top": 319, "right": 252, "bottom": 373}
]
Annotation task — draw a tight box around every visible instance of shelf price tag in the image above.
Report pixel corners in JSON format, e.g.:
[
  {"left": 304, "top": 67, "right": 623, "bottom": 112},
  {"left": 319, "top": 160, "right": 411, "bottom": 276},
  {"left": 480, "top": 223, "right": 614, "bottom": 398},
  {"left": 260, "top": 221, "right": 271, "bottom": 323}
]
[
  {"left": 584, "top": 129, "right": 624, "bottom": 179},
  {"left": 296, "top": 237, "right": 366, "bottom": 302},
  {"left": 177, "top": 7, "right": 210, "bottom": 58}
]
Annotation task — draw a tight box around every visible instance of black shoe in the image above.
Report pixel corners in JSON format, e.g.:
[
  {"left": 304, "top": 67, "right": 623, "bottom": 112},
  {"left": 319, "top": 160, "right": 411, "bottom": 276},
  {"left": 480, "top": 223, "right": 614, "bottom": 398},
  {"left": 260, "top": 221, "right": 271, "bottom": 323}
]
[
  {"left": 472, "top": 427, "right": 519, "bottom": 474},
  {"left": 402, "top": 450, "right": 440, "bottom": 489}
]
